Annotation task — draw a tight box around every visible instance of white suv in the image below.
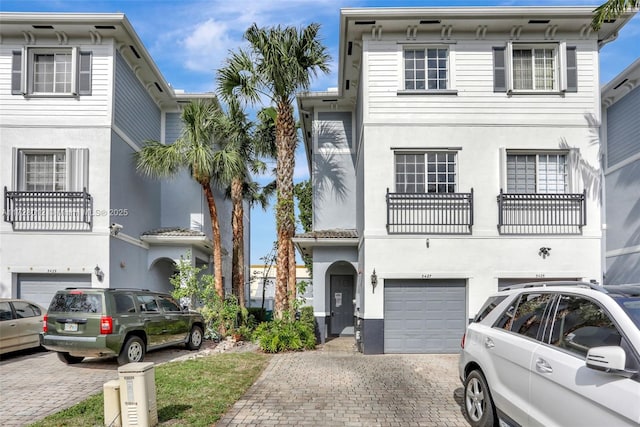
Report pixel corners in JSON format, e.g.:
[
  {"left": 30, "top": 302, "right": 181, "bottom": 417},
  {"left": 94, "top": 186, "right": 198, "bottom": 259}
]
[{"left": 459, "top": 282, "right": 640, "bottom": 427}]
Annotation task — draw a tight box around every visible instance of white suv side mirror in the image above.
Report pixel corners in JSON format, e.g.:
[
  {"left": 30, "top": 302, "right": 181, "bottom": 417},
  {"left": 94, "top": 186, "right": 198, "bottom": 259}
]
[{"left": 586, "top": 346, "right": 637, "bottom": 378}]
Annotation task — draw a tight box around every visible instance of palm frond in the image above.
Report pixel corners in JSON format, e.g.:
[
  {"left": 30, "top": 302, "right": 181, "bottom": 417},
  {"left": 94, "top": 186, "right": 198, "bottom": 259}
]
[
  {"left": 592, "top": 0, "right": 639, "bottom": 30},
  {"left": 135, "top": 140, "right": 185, "bottom": 178}
]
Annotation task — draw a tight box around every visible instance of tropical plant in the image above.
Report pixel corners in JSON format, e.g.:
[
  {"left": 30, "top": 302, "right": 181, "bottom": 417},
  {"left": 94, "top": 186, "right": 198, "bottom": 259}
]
[
  {"left": 294, "top": 180, "right": 313, "bottom": 274},
  {"left": 169, "top": 251, "right": 244, "bottom": 337},
  {"left": 136, "top": 99, "right": 243, "bottom": 299},
  {"left": 217, "top": 23, "right": 330, "bottom": 319},
  {"left": 592, "top": 0, "right": 639, "bottom": 30}
]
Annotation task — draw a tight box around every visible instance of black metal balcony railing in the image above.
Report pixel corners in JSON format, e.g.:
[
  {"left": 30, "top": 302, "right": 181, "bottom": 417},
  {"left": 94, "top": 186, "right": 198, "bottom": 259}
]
[
  {"left": 386, "top": 188, "right": 474, "bottom": 234},
  {"left": 4, "top": 186, "right": 93, "bottom": 231},
  {"left": 497, "top": 189, "right": 586, "bottom": 235}
]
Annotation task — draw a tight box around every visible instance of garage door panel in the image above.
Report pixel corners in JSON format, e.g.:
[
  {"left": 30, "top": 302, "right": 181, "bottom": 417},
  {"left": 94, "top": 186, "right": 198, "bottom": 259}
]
[
  {"left": 384, "top": 279, "right": 466, "bottom": 353},
  {"left": 18, "top": 274, "right": 91, "bottom": 308}
]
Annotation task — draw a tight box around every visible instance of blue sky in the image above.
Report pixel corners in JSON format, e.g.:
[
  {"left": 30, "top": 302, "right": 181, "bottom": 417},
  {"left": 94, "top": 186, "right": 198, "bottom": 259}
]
[{"left": 3, "top": 0, "right": 638, "bottom": 264}]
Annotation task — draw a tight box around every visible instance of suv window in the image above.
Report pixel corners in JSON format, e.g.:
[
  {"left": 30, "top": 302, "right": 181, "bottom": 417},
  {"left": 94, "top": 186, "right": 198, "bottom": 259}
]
[
  {"left": 49, "top": 292, "right": 102, "bottom": 313},
  {"left": 137, "top": 295, "right": 159, "bottom": 312},
  {"left": 158, "top": 296, "right": 181, "bottom": 312},
  {"left": 474, "top": 295, "right": 507, "bottom": 322},
  {"left": 549, "top": 295, "right": 622, "bottom": 358},
  {"left": 114, "top": 294, "right": 136, "bottom": 314},
  {"left": 496, "top": 293, "right": 555, "bottom": 340}
]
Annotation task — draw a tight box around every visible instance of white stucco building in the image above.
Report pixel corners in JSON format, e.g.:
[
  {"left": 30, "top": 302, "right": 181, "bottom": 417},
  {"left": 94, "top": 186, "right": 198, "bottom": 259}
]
[
  {"left": 0, "top": 13, "right": 247, "bottom": 307},
  {"left": 295, "top": 6, "right": 636, "bottom": 354}
]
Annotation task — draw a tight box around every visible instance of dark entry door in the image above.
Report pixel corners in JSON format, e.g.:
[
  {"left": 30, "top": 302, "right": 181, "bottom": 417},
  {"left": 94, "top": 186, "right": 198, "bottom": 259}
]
[{"left": 330, "top": 275, "right": 354, "bottom": 335}]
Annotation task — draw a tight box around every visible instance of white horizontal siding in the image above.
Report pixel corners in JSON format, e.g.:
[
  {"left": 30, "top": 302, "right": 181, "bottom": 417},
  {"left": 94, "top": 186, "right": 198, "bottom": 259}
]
[
  {"left": 0, "top": 43, "right": 112, "bottom": 127},
  {"left": 365, "top": 38, "right": 598, "bottom": 126}
]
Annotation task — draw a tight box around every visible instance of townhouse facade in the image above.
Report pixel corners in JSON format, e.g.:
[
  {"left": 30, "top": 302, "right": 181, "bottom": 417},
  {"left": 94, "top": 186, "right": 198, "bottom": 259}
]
[
  {"left": 0, "top": 13, "right": 246, "bottom": 308},
  {"left": 295, "top": 7, "right": 635, "bottom": 354},
  {"left": 601, "top": 58, "right": 640, "bottom": 285}
]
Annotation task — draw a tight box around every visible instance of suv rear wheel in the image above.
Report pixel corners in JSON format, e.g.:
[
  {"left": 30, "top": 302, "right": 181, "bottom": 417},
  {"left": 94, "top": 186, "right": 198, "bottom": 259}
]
[
  {"left": 57, "top": 352, "right": 85, "bottom": 364},
  {"left": 118, "top": 336, "right": 145, "bottom": 365},
  {"left": 186, "top": 325, "right": 203, "bottom": 350},
  {"left": 464, "top": 369, "right": 496, "bottom": 427}
]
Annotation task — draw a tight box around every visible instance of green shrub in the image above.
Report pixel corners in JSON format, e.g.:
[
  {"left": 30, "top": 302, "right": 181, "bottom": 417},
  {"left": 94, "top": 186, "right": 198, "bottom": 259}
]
[{"left": 253, "top": 314, "right": 316, "bottom": 353}]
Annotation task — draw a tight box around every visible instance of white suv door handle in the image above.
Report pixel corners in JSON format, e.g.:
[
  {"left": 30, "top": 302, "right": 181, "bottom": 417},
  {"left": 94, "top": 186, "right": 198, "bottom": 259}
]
[
  {"left": 536, "top": 357, "right": 553, "bottom": 373},
  {"left": 484, "top": 337, "right": 495, "bottom": 348}
]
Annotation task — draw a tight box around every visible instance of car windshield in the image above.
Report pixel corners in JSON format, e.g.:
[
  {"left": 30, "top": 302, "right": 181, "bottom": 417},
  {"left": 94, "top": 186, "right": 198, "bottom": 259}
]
[
  {"left": 48, "top": 292, "right": 102, "bottom": 313},
  {"left": 617, "top": 298, "right": 640, "bottom": 329}
]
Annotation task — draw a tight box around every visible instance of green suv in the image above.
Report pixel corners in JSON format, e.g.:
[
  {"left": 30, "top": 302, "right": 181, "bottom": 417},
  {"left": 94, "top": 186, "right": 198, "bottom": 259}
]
[{"left": 43, "top": 288, "right": 205, "bottom": 365}]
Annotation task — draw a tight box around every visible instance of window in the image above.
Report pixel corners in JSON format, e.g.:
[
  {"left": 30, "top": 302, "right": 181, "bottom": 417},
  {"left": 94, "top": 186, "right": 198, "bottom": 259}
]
[
  {"left": 549, "top": 295, "right": 621, "bottom": 358},
  {"left": 0, "top": 302, "right": 13, "bottom": 321},
  {"left": 493, "top": 44, "right": 577, "bottom": 93},
  {"left": 13, "top": 301, "right": 41, "bottom": 318},
  {"left": 496, "top": 293, "right": 555, "bottom": 340},
  {"left": 11, "top": 48, "right": 92, "bottom": 96},
  {"left": 22, "top": 151, "right": 67, "bottom": 192},
  {"left": 395, "top": 152, "right": 456, "bottom": 194},
  {"left": 512, "top": 46, "right": 556, "bottom": 91},
  {"left": 473, "top": 296, "right": 508, "bottom": 323},
  {"left": 404, "top": 48, "right": 448, "bottom": 90},
  {"left": 158, "top": 296, "right": 182, "bottom": 312},
  {"left": 14, "top": 148, "right": 89, "bottom": 192},
  {"left": 507, "top": 153, "right": 567, "bottom": 194},
  {"left": 48, "top": 293, "right": 102, "bottom": 313},
  {"left": 114, "top": 294, "right": 136, "bottom": 314},
  {"left": 137, "top": 295, "right": 159, "bottom": 312}
]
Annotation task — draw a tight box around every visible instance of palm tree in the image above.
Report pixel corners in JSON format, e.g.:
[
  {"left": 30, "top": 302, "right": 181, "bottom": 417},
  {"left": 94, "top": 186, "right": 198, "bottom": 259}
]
[
  {"left": 592, "top": 0, "right": 639, "bottom": 30},
  {"left": 217, "top": 23, "right": 330, "bottom": 319},
  {"left": 135, "top": 99, "right": 243, "bottom": 300},
  {"left": 212, "top": 98, "right": 271, "bottom": 309}
]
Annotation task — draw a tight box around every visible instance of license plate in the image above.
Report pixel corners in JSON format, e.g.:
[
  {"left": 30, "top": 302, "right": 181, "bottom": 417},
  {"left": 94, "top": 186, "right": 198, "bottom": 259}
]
[{"left": 64, "top": 323, "right": 78, "bottom": 332}]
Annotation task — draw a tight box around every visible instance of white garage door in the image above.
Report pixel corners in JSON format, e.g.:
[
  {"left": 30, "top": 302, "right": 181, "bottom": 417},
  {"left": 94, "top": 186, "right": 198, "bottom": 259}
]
[
  {"left": 18, "top": 274, "right": 92, "bottom": 308},
  {"left": 384, "top": 279, "right": 466, "bottom": 353}
]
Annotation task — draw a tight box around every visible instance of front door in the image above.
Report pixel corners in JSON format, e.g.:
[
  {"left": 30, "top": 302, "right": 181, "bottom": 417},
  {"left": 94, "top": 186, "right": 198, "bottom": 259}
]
[{"left": 330, "top": 275, "right": 354, "bottom": 335}]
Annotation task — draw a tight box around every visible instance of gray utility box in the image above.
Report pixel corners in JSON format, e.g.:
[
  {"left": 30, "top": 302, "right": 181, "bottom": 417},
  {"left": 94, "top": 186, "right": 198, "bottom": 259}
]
[{"left": 118, "top": 362, "right": 158, "bottom": 427}]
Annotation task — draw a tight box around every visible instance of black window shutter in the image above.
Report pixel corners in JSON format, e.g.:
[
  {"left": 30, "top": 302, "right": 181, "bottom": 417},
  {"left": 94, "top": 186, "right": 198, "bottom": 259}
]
[
  {"left": 493, "top": 47, "right": 507, "bottom": 93},
  {"left": 11, "top": 50, "right": 22, "bottom": 95},
  {"left": 566, "top": 47, "right": 577, "bottom": 93},
  {"left": 78, "top": 52, "right": 92, "bottom": 95}
]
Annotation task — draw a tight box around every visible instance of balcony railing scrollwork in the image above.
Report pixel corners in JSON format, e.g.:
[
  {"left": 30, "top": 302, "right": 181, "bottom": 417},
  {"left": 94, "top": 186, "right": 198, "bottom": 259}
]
[
  {"left": 4, "top": 186, "right": 93, "bottom": 231},
  {"left": 497, "top": 189, "right": 586, "bottom": 235},
  {"left": 386, "top": 188, "right": 474, "bottom": 235}
]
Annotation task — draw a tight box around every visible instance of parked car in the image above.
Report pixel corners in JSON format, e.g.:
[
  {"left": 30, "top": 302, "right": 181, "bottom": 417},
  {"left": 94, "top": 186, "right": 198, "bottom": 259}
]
[
  {"left": 0, "top": 298, "right": 45, "bottom": 355},
  {"left": 459, "top": 281, "right": 640, "bottom": 427},
  {"left": 42, "top": 288, "right": 205, "bottom": 365}
]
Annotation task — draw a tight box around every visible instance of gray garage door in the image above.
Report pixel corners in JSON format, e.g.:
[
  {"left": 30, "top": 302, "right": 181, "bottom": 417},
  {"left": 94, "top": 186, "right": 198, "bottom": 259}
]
[
  {"left": 384, "top": 279, "right": 466, "bottom": 353},
  {"left": 18, "top": 274, "right": 92, "bottom": 308}
]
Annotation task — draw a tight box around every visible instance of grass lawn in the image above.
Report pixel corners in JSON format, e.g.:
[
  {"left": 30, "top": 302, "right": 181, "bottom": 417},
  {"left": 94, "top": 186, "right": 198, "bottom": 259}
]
[{"left": 29, "top": 352, "right": 271, "bottom": 427}]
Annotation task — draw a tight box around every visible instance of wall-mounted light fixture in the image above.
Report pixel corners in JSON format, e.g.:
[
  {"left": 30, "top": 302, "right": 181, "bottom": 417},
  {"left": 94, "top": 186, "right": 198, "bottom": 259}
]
[
  {"left": 94, "top": 265, "right": 104, "bottom": 282},
  {"left": 371, "top": 269, "right": 378, "bottom": 293},
  {"left": 538, "top": 247, "right": 552, "bottom": 259}
]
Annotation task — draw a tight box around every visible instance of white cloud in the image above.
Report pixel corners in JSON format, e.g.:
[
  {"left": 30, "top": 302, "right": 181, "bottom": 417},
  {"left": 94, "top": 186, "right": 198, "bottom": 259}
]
[{"left": 181, "top": 19, "right": 239, "bottom": 73}]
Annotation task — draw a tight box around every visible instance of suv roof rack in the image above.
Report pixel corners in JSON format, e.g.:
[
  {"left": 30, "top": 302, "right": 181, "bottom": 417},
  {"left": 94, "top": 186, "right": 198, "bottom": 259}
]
[{"left": 499, "top": 281, "right": 602, "bottom": 292}]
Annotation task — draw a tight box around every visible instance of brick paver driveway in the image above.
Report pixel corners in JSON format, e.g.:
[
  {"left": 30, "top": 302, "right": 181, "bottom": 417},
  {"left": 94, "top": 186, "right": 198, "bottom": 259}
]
[{"left": 218, "top": 340, "right": 468, "bottom": 427}]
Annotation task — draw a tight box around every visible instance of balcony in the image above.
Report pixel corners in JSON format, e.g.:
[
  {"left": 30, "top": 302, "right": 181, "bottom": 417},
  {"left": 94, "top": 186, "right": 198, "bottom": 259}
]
[
  {"left": 497, "top": 189, "right": 586, "bottom": 235},
  {"left": 4, "top": 187, "right": 93, "bottom": 231},
  {"left": 386, "top": 188, "right": 473, "bottom": 234}
]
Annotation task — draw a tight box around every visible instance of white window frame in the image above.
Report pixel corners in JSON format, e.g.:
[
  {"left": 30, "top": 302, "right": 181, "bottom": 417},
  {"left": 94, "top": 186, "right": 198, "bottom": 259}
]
[
  {"left": 18, "top": 149, "right": 67, "bottom": 192},
  {"left": 21, "top": 46, "right": 79, "bottom": 96},
  {"left": 398, "top": 44, "right": 457, "bottom": 94},
  {"left": 506, "top": 42, "right": 567, "bottom": 93},
  {"left": 506, "top": 151, "right": 569, "bottom": 194},
  {"left": 395, "top": 151, "right": 457, "bottom": 194}
]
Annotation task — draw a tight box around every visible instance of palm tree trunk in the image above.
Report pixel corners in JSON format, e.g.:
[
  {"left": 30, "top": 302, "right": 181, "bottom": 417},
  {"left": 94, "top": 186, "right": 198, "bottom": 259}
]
[
  {"left": 287, "top": 239, "right": 297, "bottom": 313},
  {"left": 231, "top": 178, "right": 245, "bottom": 308},
  {"left": 274, "top": 101, "right": 297, "bottom": 319},
  {"left": 202, "top": 183, "right": 224, "bottom": 300}
]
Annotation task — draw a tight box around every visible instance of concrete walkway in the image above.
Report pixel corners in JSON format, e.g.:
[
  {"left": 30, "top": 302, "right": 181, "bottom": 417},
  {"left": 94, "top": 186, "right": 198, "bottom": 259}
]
[{"left": 216, "top": 337, "right": 468, "bottom": 426}]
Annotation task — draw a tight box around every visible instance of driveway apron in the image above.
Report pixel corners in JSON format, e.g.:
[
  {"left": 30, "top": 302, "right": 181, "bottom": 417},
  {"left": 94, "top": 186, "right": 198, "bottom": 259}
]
[{"left": 217, "top": 338, "right": 468, "bottom": 427}]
